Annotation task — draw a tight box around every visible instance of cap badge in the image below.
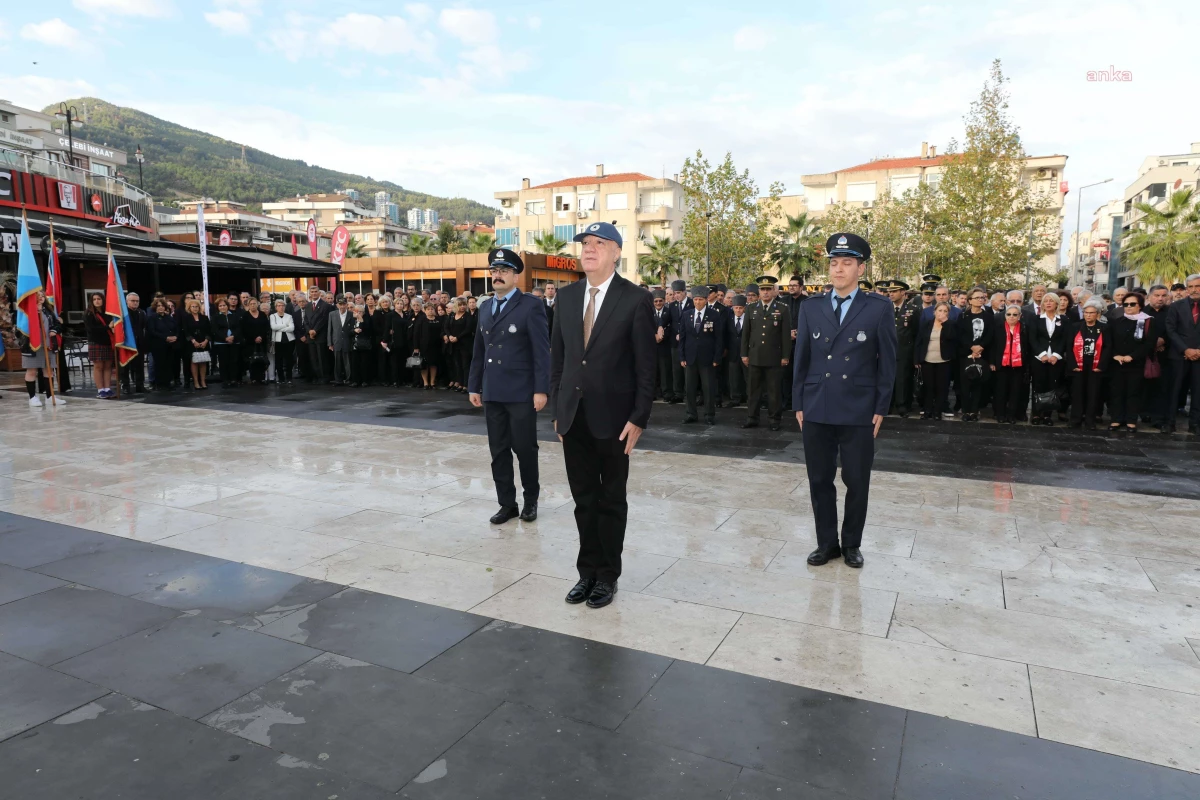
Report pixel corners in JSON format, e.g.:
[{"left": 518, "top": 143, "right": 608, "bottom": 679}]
[
  {"left": 838, "top": 235, "right": 848, "bottom": 247},
  {"left": 508, "top": 324, "right": 517, "bottom": 333},
  {"left": 589, "top": 224, "right": 599, "bottom": 231},
  {"left": 493, "top": 251, "right": 502, "bottom": 260}
]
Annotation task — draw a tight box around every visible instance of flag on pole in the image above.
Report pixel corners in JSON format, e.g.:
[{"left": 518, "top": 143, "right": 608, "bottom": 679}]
[
  {"left": 15, "top": 217, "right": 44, "bottom": 352},
  {"left": 291, "top": 233, "right": 298, "bottom": 255},
  {"left": 197, "top": 201, "right": 210, "bottom": 315},
  {"left": 105, "top": 251, "right": 139, "bottom": 367},
  {"left": 46, "top": 222, "right": 63, "bottom": 313}
]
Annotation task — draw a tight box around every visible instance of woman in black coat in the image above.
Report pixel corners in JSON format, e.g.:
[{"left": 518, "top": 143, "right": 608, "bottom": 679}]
[
  {"left": 147, "top": 299, "right": 181, "bottom": 389},
  {"left": 390, "top": 296, "right": 413, "bottom": 388},
  {"left": 180, "top": 298, "right": 212, "bottom": 390},
  {"left": 345, "top": 304, "right": 374, "bottom": 387},
  {"left": 239, "top": 297, "right": 272, "bottom": 384},
  {"left": 361, "top": 294, "right": 380, "bottom": 384},
  {"left": 1027, "top": 292, "right": 1069, "bottom": 426},
  {"left": 83, "top": 292, "right": 116, "bottom": 397},
  {"left": 915, "top": 302, "right": 959, "bottom": 420},
  {"left": 372, "top": 295, "right": 396, "bottom": 386},
  {"left": 992, "top": 305, "right": 1030, "bottom": 424},
  {"left": 443, "top": 299, "right": 474, "bottom": 392},
  {"left": 956, "top": 287, "right": 996, "bottom": 422},
  {"left": 211, "top": 298, "right": 241, "bottom": 387},
  {"left": 1108, "top": 291, "right": 1153, "bottom": 431},
  {"left": 410, "top": 302, "right": 441, "bottom": 388}
]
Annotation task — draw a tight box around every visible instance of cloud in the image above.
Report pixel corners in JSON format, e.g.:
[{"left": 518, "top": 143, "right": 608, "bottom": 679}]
[
  {"left": 405, "top": 3, "right": 433, "bottom": 23},
  {"left": 73, "top": 0, "right": 174, "bottom": 17},
  {"left": 0, "top": 75, "right": 96, "bottom": 110},
  {"left": 20, "top": 19, "right": 81, "bottom": 48},
  {"left": 732, "top": 25, "right": 772, "bottom": 52},
  {"left": 527, "top": 15, "right": 542, "bottom": 30},
  {"left": 438, "top": 8, "right": 497, "bottom": 45},
  {"left": 326, "top": 13, "right": 435, "bottom": 57},
  {"left": 205, "top": 9, "right": 250, "bottom": 35}
]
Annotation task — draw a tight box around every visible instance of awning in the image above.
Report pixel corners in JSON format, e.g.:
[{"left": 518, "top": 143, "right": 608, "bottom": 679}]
[{"left": 1, "top": 218, "right": 339, "bottom": 276}]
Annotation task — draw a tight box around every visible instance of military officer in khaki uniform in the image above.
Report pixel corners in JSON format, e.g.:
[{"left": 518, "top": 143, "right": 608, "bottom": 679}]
[{"left": 741, "top": 275, "right": 793, "bottom": 430}]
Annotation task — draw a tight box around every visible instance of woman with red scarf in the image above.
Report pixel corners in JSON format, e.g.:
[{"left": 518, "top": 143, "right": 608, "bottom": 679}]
[
  {"left": 1065, "top": 298, "right": 1111, "bottom": 429},
  {"left": 992, "top": 304, "right": 1028, "bottom": 423}
]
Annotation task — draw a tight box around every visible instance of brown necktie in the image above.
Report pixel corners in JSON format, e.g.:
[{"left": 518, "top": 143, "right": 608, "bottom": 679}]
[{"left": 583, "top": 287, "right": 599, "bottom": 348}]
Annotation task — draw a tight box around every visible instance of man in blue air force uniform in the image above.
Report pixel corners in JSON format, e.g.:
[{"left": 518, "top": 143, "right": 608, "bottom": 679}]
[
  {"left": 469, "top": 248, "right": 551, "bottom": 525},
  {"left": 792, "top": 233, "right": 897, "bottom": 569}
]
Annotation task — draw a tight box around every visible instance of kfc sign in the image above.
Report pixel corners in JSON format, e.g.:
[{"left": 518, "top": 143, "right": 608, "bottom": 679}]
[
  {"left": 331, "top": 225, "right": 351, "bottom": 266},
  {"left": 58, "top": 182, "right": 79, "bottom": 210}
]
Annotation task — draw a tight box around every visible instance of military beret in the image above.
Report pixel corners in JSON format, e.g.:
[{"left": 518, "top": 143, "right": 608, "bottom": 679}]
[
  {"left": 670, "top": 279, "right": 687, "bottom": 292},
  {"left": 826, "top": 232, "right": 871, "bottom": 261},
  {"left": 731, "top": 294, "right": 747, "bottom": 306},
  {"left": 651, "top": 288, "right": 666, "bottom": 299},
  {"left": 489, "top": 248, "right": 524, "bottom": 274}
]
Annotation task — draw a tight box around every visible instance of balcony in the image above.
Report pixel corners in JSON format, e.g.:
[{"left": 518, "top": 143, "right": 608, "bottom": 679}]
[
  {"left": 635, "top": 204, "right": 678, "bottom": 222},
  {"left": 0, "top": 147, "right": 152, "bottom": 207}
]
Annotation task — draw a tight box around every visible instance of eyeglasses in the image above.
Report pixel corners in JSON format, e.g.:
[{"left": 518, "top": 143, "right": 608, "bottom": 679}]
[
  {"left": 1122, "top": 302, "right": 1140, "bottom": 308},
  {"left": 489, "top": 267, "right": 514, "bottom": 275}
]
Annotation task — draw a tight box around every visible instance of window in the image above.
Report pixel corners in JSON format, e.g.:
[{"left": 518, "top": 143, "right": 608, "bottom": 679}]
[
  {"left": 577, "top": 194, "right": 596, "bottom": 211},
  {"left": 1172, "top": 161, "right": 1189, "bottom": 166},
  {"left": 889, "top": 175, "right": 920, "bottom": 197},
  {"left": 496, "top": 228, "right": 517, "bottom": 246},
  {"left": 925, "top": 172, "right": 942, "bottom": 191},
  {"left": 553, "top": 224, "right": 576, "bottom": 241},
  {"left": 616, "top": 226, "right": 627, "bottom": 242},
  {"left": 527, "top": 230, "right": 537, "bottom": 245},
  {"left": 606, "top": 193, "right": 628, "bottom": 210},
  {"left": 554, "top": 194, "right": 573, "bottom": 212},
  {"left": 846, "top": 182, "right": 876, "bottom": 203},
  {"left": 525, "top": 200, "right": 545, "bottom": 215}
]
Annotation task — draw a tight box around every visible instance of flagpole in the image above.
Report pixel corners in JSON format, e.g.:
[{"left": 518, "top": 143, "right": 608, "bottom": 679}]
[
  {"left": 45, "top": 222, "right": 59, "bottom": 406},
  {"left": 108, "top": 238, "right": 120, "bottom": 400}
]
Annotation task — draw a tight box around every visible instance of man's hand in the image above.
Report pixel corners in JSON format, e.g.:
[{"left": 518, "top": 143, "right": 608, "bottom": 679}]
[
  {"left": 873, "top": 414, "right": 884, "bottom": 438},
  {"left": 618, "top": 421, "right": 643, "bottom": 455},
  {"left": 1157, "top": 337, "right": 1165, "bottom": 352},
  {"left": 532, "top": 392, "right": 547, "bottom": 412},
  {"left": 741, "top": 356, "right": 749, "bottom": 366},
  {"left": 655, "top": 327, "right": 664, "bottom": 343},
  {"left": 308, "top": 329, "right": 317, "bottom": 339},
  {"left": 781, "top": 358, "right": 789, "bottom": 367},
  {"left": 971, "top": 345, "right": 984, "bottom": 357},
  {"left": 795, "top": 410, "right": 803, "bottom": 430},
  {"left": 1186, "top": 348, "right": 1200, "bottom": 361},
  {"left": 791, "top": 330, "right": 797, "bottom": 340},
  {"left": 554, "top": 419, "right": 562, "bottom": 443},
  {"left": 680, "top": 360, "right": 687, "bottom": 367},
  {"left": 469, "top": 392, "right": 482, "bottom": 408}
]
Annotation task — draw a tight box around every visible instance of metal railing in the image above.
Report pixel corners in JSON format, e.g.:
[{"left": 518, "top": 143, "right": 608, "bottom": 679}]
[{"left": 0, "top": 146, "right": 152, "bottom": 206}]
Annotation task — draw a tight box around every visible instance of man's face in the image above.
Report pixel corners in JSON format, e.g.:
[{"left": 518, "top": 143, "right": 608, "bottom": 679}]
[
  {"left": 789, "top": 280, "right": 801, "bottom": 296},
  {"left": 733, "top": 304, "right": 745, "bottom": 316},
  {"left": 889, "top": 287, "right": 906, "bottom": 305},
  {"left": 545, "top": 285, "right": 556, "bottom": 298},
  {"left": 934, "top": 287, "right": 949, "bottom": 304},
  {"left": 990, "top": 294, "right": 1004, "bottom": 310},
  {"left": 653, "top": 297, "right": 664, "bottom": 310},
  {"left": 227, "top": 295, "right": 239, "bottom": 308},
  {"left": 240, "top": 293, "right": 250, "bottom": 305},
  {"left": 308, "top": 288, "right": 320, "bottom": 302},
  {"left": 1113, "top": 287, "right": 1128, "bottom": 305},
  {"left": 1175, "top": 286, "right": 1189, "bottom": 300},
  {"left": 922, "top": 291, "right": 934, "bottom": 306},
  {"left": 827, "top": 257, "right": 864, "bottom": 292},
  {"left": 1032, "top": 285, "right": 1046, "bottom": 302},
  {"left": 336, "top": 298, "right": 347, "bottom": 313},
  {"left": 127, "top": 295, "right": 140, "bottom": 310},
  {"left": 692, "top": 294, "right": 707, "bottom": 310},
  {"left": 297, "top": 297, "right": 307, "bottom": 308},
  {"left": 674, "top": 290, "right": 685, "bottom": 303},
  {"left": 746, "top": 292, "right": 759, "bottom": 304},
  {"left": 489, "top": 266, "right": 515, "bottom": 291},
  {"left": 760, "top": 285, "right": 775, "bottom": 302},
  {"left": 1188, "top": 278, "right": 1200, "bottom": 301},
  {"left": 1149, "top": 288, "right": 1169, "bottom": 308},
  {"left": 1006, "top": 291, "right": 1024, "bottom": 306},
  {"left": 579, "top": 235, "right": 620, "bottom": 274},
  {"left": 1071, "top": 287, "right": 1082, "bottom": 302},
  {"left": 954, "top": 293, "right": 968, "bottom": 309}
]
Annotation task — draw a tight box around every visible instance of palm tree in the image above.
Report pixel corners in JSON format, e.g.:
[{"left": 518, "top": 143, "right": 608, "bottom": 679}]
[
  {"left": 406, "top": 234, "right": 436, "bottom": 255},
  {"left": 638, "top": 236, "right": 684, "bottom": 287},
  {"left": 345, "top": 236, "right": 368, "bottom": 259},
  {"left": 533, "top": 230, "right": 568, "bottom": 255},
  {"left": 466, "top": 232, "right": 497, "bottom": 253},
  {"left": 772, "top": 212, "right": 821, "bottom": 281},
  {"left": 1120, "top": 188, "right": 1200, "bottom": 286}
]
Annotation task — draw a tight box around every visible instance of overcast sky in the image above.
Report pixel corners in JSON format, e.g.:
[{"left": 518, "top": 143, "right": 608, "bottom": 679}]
[{"left": 2, "top": 0, "right": 1197, "bottom": 244}]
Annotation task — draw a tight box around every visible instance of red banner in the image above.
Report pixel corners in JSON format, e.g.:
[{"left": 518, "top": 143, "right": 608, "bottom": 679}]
[
  {"left": 291, "top": 233, "right": 298, "bottom": 255},
  {"left": 218, "top": 229, "right": 231, "bottom": 246},
  {"left": 331, "top": 225, "right": 350, "bottom": 266},
  {"left": 307, "top": 218, "right": 318, "bottom": 260}
]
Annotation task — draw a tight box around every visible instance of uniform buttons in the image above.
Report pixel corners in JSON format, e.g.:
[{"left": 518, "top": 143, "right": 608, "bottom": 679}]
[
  {"left": 825, "top": 372, "right": 830, "bottom": 377},
  {"left": 848, "top": 337, "right": 853, "bottom": 342},
  {"left": 843, "top": 374, "right": 847, "bottom": 379},
  {"left": 826, "top": 355, "right": 832, "bottom": 360},
  {"left": 497, "top": 360, "right": 502, "bottom": 364},
  {"left": 582, "top": 360, "right": 587, "bottom": 365},
  {"left": 845, "top": 356, "right": 850, "bottom": 361},
  {"left": 488, "top": 358, "right": 493, "bottom": 362},
  {"left": 824, "top": 337, "right": 829, "bottom": 342}
]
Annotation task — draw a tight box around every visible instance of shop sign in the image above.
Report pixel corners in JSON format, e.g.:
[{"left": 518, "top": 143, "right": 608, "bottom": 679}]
[
  {"left": 58, "top": 181, "right": 79, "bottom": 210},
  {"left": 546, "top": 255, "right": 579, "bottom": 270},
  {"left": 90, "top": 194, "right": 102, "bottom": 212},
  {"left": 105, "top": 203, "right": 142, "bottom": 229},
  {"left": 0, "top": 128, "right": 42, "bottom": 149},
  {"left": 218, "top": 229, "right": 232, "bottom": 246},
  {"left": 307, "top": 218, "right": 318, "bottom": 260},
  {"left": 55, "top": 136, "right": 127, "bottom": 165},
  {"left": 330, "top": 225, "right": 350, "bottom": 265}
]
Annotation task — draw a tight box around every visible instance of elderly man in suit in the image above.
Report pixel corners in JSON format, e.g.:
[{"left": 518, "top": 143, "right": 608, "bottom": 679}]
[
  {"left": 305, "top": 286, "right": 331, "bottom": 384},
  {"left": 468, "top": 248, "right": 551, "bottom": 524},
  {"left": 793, "top": 233, "right": 897, "bottom": 569},
  {"left": 327, "top": 294, "right": 353, "bottom": 385},
  {"left": 551, "top": 221, "right": 655, "bottom": 609},
  {"left": 1164, "top": 273, "right": 1200, "bottom": 434}
]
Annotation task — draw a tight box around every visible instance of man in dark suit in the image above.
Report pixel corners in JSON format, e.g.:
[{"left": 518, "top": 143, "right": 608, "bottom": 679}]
[
  {"left": 120, "top": 292, "right": 148, "bottom": 394},
  {"left": 885, "top": 279, "right": 920, "bottom": 416},
  {"left": 793, "top": 233, "right": 897, "bottom": 569},
  {"left": 740, "top": 275, "right": 792, "bottom": 430},
  {"left": 1164, "top": 274, "right": 1200, "bottom": 433},
  {"left": 679, "top": 284, "right": 723, "bottom": 424},
  {"left": 726, "top": 294, "right": 748, "bottom": 406},
  {"left": 651, "top": 288, "right": 674, "bottom": 400},
  {"left": 544, "top": 282, "right": 557, "bottom": 334},
  {"left": 551, "top": 222, "right": 655, "bottom": 609},
  {"left": 305, "top": 286, "right": 331, "bottom": 384},
  {"left": 469, "top": 249, "right": 551, "bottom": 523},
  {"left": 666, "top": 279, "right": 690, "bottom": 403}
]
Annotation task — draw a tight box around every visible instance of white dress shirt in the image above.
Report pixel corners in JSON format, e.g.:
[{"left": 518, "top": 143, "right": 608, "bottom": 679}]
[
  {"left": 582, "top": 272, "right": 616, "bottom": 323},
  {"left": 1037, "top": 313, "right": 1062, "bottom": 359}
]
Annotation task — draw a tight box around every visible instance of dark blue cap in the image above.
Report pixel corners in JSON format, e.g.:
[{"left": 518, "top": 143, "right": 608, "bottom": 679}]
[
  {"left": 826, "top": 232, "right": 871, "bottom": 261},
  {"left": 573, "top": 221, "right": 623, "bottom": 249},
  {"left": 489, "top": 248, "right": 524, "bottom": 274}
]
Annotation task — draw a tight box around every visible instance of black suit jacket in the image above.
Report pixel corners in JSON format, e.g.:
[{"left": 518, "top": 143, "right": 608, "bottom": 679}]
[
  {"left": 544, "top": 298, "right": 556, "bottom": 334},
  {"left": 308, "top": 299, "right": 332, "bottom": 344},
  {"left": 1164, "top": 298, "right": 1200, "bottom": 359},
  {"left": 652, "top": 305, "right": 673, "bottom": 351},
  {"left": 550, "top": 272, "right": 656, "bottom": 439}
]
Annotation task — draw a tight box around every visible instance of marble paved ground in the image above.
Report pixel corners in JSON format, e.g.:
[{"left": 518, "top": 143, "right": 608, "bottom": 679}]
[{"left": 2, "top": 389, "right": 1200, "bottom": 788}]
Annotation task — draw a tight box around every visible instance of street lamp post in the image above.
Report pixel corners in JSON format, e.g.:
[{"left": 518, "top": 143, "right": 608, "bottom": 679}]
[
  {"left": 135, "top": 144, "right": 145, "bottom": 189},
  {"left": 1025, "top": 206, "right": 1034, "bottom": 289},
  {"left": 1073, "top": 178, "right": 1114, "bottom": 286},
  {"left": 54, "top": 103, "right": 81, "bottom": 169},
  {"left": 705, "top": 211, "right": 712, "bottom": 283}
]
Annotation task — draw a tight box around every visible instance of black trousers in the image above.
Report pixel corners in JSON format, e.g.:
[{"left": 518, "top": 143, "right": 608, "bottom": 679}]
[
  {"left": 684, "top": 362, "right": 716, "bottom": 420},
  {"left": 350, "top": 350, "right": 372, "bottom": 384},
  {"left": 746, "top": 364, "right": 783, "bottom": 422},
  {"left": 1069, "top": 369, "right": 1104, "bottom": 425},
  {"left": 802, "top": 420, "right": 875, "bottom": 550},
  {"left": 377, "top": 346, "right": 393, "bottom": 384},
  {"left": 452, "top": 348, "right": 472, "bottom": 386},
  {"left": 716, "top": 353, "right": 730, "bottom": 401},
  {"left": 1108, "top": 363, "right": 1144, "bottom": 424},
  {"left": 275, "top": 339, "right": 295, "bottom": 381},
  {"left": 563, "top": 407, "right": 629, "bottom": 583},
  {"left": 484, "top": 400, "right": 539, "bottom": 509},
  {"left": 959, "top": 359, "right": 988, "bottom": 414},
  {"left": 120, "top": 353, "right": 145, "bottom": 390},
  {"left": 215, "top": 343, "right": 240, "bottom": 384},
  {"left": 670, "top": 345, "right": 685, "bottom": 400},
  {"left": 892, "top": 350, "right": 914, "bottom": 412},
  {"left": 728, "top": 358, "right": 747, "bottom": 403},
  {"left": 1168, "top": 358, "right": 1200, "bottom": 427},
  {"left": 654, "top": 346, "right": 673, "bottom": 399},
  {"left": 921, "top": 362, "right": 952, "bottom": 416},
  {"left": 307, "top": 340, "right": 327, "bottom": 383},
  {"left": 150, "top": 344, "right": 176, "bottom": 388},
  {"left": 993, "top": 365, "right": 1026, "bottom": 420}
]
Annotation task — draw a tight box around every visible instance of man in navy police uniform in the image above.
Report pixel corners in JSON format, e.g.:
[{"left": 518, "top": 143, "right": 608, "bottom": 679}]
[
  {"left": 792, "top": 233, "right": 897, "bottom": 569},
  {"left": 469, "top": 248, "right": 551, "bottom": 525}
]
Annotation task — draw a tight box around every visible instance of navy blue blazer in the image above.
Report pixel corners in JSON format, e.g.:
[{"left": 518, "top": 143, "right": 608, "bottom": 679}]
[
  {"left": 668, "top": 298, "right": 693, "bottom": 346},
  {"left": 791, "top": 291, "right": 898, "bottom": 425},
  {"left": 652, "top": 304, "right": 673, "bottom": 351},
  {"left": 468, "top": 288, "right": 551, "bottom": 403},
  {"left": 678, "top": 305, "right": 724, "bottom": 367}
]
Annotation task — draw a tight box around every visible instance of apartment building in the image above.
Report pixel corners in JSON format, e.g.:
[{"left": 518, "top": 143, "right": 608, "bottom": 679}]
[
  {"left": 159, "top": 199, "right": 334, "bottom": 257},
  {"left": 407, "top": 207, "right": 439, "bottom": 232},
  {"left": 799, "top": 142, "right": 1068, "bottom": 274},
  {"left": 1117, "top": 142, "right": 1200, "bottom": 286},
  {"left": 262, "top": 193, "right": 375, "bottom": 229},
  {"left": 339, "top": 218, "right": 417, "bottom": 258},
  {"left": 493, "top": 164, "right": 685, "bottom": 281}
]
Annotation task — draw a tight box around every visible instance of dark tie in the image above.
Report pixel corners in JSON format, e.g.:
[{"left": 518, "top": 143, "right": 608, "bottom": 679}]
[
  {"left": 695, "top": 311, "right": 702, "bottom": 333},
  {"left": 834, "top": 295, "right": 850, "bottom": 323},
  {"left": 736, "top": 317, "right": 742, "bottom": 332},
  {"left": 1193, "top": 300, "right": 1199, "bottom": 325},
  {"left": 494, "top": 296, "right": 508, "bottom": 317}
]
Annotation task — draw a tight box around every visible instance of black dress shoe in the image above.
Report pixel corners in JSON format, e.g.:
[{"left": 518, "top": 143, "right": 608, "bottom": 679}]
[
  {"left": 843, "top": 547, "right": 864, "bottom": 568},
  {"left": 489, "top": 506, "right": 520, "bottom": 525},
  {"left": 586, "top": 580, "right": 617, "bottom": 608},
  {"left": 741, "top": 420, "right": 758, "bottom": 429},
  {"left": 519, "top": 503, "right": 538, "bottom": 522},
  {"left": 769, "top": 421, "right": 781, "bottom": 431},
  {"left": 681, "top": 415, "right": 697, "bottom": 424},
  {"left": 807, "top": 545, "right": 842, "bottom": 566},
  {"left": 565, "top": 578, "right": 596, "bottom": 604},
  {"left": 704, "top": 417, "right": 716, "bottom": 425}
]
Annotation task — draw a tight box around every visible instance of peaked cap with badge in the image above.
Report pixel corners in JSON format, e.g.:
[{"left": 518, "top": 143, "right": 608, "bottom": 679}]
[
  {"left": 489, "top": 248, "right": 525, "bottom": 274},
  {"left": 826, "top": 232, "right": 871, "bottom": 261}
]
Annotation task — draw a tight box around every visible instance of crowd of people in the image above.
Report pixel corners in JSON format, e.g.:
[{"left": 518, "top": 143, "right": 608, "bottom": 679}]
[{"left": 9, "top": 272, "right": 1200, "bottom": 434}]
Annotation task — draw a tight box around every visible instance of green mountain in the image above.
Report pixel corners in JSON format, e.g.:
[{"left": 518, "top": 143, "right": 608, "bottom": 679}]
[{"left": 46, "top": 98, "right": 497, "bottom": 223}]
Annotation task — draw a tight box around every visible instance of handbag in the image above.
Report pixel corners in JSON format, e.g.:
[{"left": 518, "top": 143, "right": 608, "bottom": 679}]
[
  {"left": 1144, "top": 354, "right": 1161, "bottom": 379},
  {"left": 192, "top": 351, "right": 211, "bottom": 364},
  {"left": 406, "top": 354, "right": 424, "bottom": 368},
  {"left": 1033, "top": 390, "right": 1057, "bottom": 417}
]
